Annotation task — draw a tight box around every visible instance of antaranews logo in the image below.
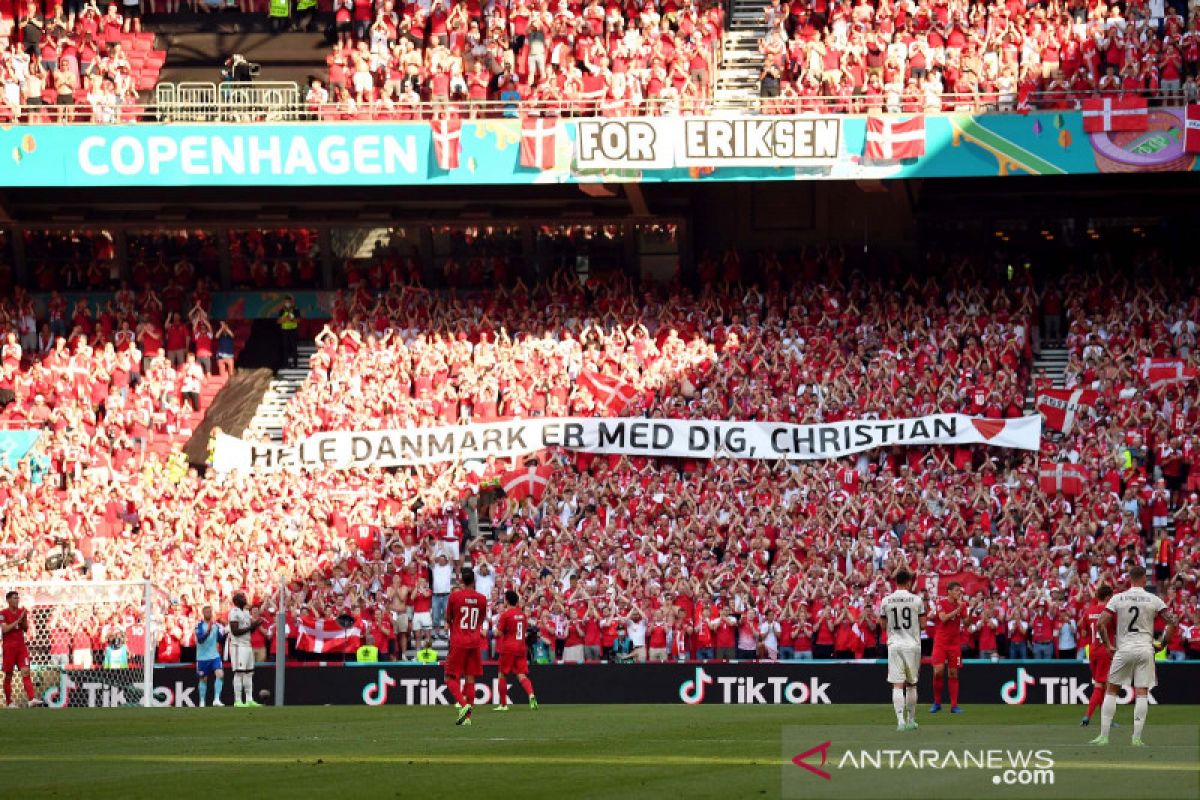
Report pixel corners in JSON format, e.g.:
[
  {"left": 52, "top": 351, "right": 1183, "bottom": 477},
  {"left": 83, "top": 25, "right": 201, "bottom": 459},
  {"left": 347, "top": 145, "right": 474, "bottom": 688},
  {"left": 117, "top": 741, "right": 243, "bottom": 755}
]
[{"left": 791, "top": 741, "right": 832, "bottom": 780}]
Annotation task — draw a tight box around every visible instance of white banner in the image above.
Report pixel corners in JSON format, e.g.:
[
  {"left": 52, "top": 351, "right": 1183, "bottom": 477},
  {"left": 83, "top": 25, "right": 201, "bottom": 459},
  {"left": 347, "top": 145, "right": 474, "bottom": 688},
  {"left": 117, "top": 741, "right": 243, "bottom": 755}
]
[
  {"left": 214, "top": 414, "right": 1040, "bottom": 473},
  {"left": 573, "top": 116, "right": 843, "bottom": 170}
]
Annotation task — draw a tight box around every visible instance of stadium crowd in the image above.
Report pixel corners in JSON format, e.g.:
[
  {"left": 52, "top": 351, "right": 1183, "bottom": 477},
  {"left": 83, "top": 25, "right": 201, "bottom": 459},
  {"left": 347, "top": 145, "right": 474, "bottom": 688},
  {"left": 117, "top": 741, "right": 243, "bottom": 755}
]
[
  {"left": 754, "top": 0, "right": 1200, "bottom": 111},
  {"left": 1, "top": 245, "right": 1199, "bottom": 668}
]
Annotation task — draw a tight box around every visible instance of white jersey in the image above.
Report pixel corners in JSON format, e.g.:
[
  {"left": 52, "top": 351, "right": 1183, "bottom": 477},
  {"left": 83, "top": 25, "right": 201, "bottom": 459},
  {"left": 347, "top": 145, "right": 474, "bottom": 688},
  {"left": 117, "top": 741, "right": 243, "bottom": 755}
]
[
  {"left": 228, "top": 606, "right": 253, "bottom": 648},
  {"left": 1106, "top": 587, "right": 1167, "bottom": 651},
  {"left": 881, "top": 589, "right": 925, "bottom": 647}
]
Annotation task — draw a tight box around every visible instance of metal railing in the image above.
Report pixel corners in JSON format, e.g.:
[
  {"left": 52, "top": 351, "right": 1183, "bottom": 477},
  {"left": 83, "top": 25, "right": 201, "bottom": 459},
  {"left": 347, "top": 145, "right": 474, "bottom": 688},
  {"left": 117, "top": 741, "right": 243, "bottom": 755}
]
[{"left": 5, "top": 86, "right": 1194, "bottom": 125}]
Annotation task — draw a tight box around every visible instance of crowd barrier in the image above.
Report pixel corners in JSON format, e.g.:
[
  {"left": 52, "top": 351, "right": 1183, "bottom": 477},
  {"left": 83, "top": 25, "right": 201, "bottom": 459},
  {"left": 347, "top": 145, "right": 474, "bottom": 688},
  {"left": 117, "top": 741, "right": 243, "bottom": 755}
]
[{"left": 45, "top": 661, "right": 1200, "bottom": 708}]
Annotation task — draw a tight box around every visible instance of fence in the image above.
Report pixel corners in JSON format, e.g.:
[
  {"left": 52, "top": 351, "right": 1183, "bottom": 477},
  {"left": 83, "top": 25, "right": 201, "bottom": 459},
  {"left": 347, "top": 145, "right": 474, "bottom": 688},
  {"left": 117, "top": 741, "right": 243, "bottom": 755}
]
[{"left": 6, "top": 86, "right": 1195, "bottom": 126}]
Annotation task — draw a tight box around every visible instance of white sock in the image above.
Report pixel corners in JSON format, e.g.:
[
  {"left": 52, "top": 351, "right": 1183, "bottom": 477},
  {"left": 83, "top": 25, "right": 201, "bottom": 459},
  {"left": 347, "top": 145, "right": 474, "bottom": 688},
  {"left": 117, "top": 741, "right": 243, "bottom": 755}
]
[
  {"left": 1099, "top": 693, "right": 1118, "bottom": 737},
  {"left": 892, "top": 687, "right": 906, "bottom": 725},
  {"left": 1133, "top": 696, "right": 1148, "bottom": 740},
  {"left": 244, "top": 677, "right": 254, "bottom": 701},
  {"left": 233, "top": 674, "right": 244, "bottom": 704},
  {"left": 905, "top": 685, "right": 918, "bottom": 723}
]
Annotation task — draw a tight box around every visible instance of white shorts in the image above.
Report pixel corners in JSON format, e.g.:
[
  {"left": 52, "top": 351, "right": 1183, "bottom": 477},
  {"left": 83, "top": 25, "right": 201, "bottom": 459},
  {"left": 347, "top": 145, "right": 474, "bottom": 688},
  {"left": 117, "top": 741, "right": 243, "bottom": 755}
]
[
  {"left": 887, "top": 643, "right": 922, "bottom": 684},
  {"left": 72, "top": 649, "right": 93, "bottom": 669},
  {"left": 231, "top": 644, "right": 255, "bottom": 673},
  {"left": 413, "top": 612, "right": 433, "bottom": 631},
  {"left": 1109, "top": 647, "right": 1156, "bottom": 689},
  {"left": 437, "top": 541, "right": 460, "bottom": 561}
]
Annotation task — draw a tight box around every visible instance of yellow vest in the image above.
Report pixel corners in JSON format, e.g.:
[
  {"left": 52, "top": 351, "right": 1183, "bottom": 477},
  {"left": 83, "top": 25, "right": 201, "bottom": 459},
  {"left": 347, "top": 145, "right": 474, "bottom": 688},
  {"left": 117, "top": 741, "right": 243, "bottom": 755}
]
[
  {"left": 269, "top": 0, "right": 290, "bottom": 16},
  {"left": 416, "top": 648, "right": 438, "bottom": 664},
  {"left": 356, "top": 644, "right": 379, "bottom": 663},
  {"left": 279, "top": 308, "right": 299, "bottom": 330}
]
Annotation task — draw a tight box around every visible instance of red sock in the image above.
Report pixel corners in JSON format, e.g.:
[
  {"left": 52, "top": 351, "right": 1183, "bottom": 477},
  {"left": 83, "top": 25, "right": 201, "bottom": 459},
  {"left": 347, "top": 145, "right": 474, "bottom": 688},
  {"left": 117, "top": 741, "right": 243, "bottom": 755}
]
[
  {"left": 1086, "top": 685, "right": 1104, "bottom": 719},
  {"left": 446, "top": 677, "right": 464, "bottom": 706},
  {"left": 519, "top": 676, "right": 534, "bottom": 697},
  {"left": 932, "top": 672, "right": 944, "bottom": 704},
  {"left": 462, "top": 680, "right": 474, "bottom": 707},
  {"left": 948, "top": 676, "right": 959, "bottom": 707},
  {"left": 497, "top": 677, "right": 508, "bottom": 706},
  {"left": 2, "top": 673, "right": 11, "bottom": 704},
  {"left": 21, "top": 675, "right": 34, "bottom": 701}
]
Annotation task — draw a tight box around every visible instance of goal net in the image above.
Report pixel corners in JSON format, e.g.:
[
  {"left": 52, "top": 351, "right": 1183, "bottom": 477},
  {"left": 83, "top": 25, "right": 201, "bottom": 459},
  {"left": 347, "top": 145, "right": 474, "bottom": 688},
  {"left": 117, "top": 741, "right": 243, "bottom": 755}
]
[{"left": 6, "top": 581, "right": 158, "bottom": 708}]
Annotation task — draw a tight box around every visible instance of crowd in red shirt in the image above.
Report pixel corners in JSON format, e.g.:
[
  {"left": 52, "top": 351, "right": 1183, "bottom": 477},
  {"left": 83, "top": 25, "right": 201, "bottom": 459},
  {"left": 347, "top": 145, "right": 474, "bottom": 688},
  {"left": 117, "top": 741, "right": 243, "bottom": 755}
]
[
  {"left": 1, "top": 247, "right": 1199, "bottom": 665},
  {"left": 755, "top": 0, "right": 1200, "bottom": 112}
]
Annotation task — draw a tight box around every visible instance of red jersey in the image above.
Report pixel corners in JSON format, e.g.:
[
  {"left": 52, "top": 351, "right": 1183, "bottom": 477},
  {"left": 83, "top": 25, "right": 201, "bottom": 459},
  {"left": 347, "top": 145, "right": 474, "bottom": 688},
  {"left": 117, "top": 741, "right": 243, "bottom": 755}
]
[
  {"left": 933, "top": 598, "right": 966, "bottom": 647},
  {"left": 1, "top": 607, "right": 28, "bottom": 645},
  {"left": 1082, "top": 602, "right": 1115, "bottom": 648},
  {"left": 496, "top": 607, "right": 529, "bottom": 654},
  {"left": 447, "top": 589, "right": 488, "bottom": 649}
]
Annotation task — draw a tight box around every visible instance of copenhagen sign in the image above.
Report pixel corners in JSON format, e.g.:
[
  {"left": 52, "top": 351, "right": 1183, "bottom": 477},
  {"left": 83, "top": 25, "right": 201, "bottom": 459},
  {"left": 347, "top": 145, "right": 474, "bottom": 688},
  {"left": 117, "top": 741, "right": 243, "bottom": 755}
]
[
  {"left": 212, "top": 414, "right": 1041, "bottom": 472},
  {"left": 575, "top": 116, "right": 843, "bottom": 169}
]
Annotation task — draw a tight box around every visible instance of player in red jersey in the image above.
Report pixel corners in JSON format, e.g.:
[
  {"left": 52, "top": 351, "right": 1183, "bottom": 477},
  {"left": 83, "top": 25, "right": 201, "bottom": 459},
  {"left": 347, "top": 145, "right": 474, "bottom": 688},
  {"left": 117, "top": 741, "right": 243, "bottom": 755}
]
[
  {"left": 929, "top": 581, "right": 966, "bottom": 714},
  {"left": 1, "top": 591, "right": 44, "bottom": 707},
  {"left": 1081, "top": 585, "right": 1116, "bottom": 727},
  {"left": 493, "top": 590, "right": 538, "bottom": 712},
  {"left": 446, "top": 566, "right": 488, "bottom": 726}
]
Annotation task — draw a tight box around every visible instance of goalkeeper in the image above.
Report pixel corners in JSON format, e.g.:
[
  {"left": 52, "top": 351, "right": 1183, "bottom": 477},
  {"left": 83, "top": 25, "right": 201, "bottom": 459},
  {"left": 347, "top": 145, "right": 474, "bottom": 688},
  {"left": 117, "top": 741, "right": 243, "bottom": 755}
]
[{"left": 195, "top": 606, "right": 225, "bottom": 707}]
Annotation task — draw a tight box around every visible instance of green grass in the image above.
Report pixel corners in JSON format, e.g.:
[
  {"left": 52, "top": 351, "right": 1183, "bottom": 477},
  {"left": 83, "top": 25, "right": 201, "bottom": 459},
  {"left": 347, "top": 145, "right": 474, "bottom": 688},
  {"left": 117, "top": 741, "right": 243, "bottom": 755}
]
[{"left": 0, "top": 705, "right": 1195, "bottom": 799}]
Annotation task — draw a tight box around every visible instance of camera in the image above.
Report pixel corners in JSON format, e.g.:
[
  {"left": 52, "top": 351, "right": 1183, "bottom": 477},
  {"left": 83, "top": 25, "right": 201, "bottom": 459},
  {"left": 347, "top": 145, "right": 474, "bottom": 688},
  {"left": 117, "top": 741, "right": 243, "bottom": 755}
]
[{"left": 223, "top": 54, "right": 261, "bottom": 82}]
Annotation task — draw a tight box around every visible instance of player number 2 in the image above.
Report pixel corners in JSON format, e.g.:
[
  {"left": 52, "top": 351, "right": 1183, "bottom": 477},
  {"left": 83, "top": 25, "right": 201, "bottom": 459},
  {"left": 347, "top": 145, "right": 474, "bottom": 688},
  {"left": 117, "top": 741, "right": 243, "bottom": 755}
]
[
  {"left": 1127, "top": 606, "right": 1139, "bottom": 634},
  {"left": 460, "top": 607, "right": 479, "bottom": 629},
  {"left": 889, "top": 607, "right": 913, "bottom": 630}
]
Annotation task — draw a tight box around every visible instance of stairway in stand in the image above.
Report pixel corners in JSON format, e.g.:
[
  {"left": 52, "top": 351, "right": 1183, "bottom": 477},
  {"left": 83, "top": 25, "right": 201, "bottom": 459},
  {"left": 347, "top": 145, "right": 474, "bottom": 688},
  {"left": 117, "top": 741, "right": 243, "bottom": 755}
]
[
  {"left": 246, "top": 341, "right": 316, "bottom": 442},
  {"left": 715, "top": 0, "right": 768, "bottom": 106},
  {"left": 1025, "top": 347, "right": 1069, "bottom": 410}
]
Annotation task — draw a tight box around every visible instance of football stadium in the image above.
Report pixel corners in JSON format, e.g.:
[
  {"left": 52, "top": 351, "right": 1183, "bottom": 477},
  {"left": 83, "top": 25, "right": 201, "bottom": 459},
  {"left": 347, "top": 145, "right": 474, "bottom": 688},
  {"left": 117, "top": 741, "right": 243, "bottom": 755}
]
[{"left": 1, "top": 2, "right": 1200, "bottom": 798}]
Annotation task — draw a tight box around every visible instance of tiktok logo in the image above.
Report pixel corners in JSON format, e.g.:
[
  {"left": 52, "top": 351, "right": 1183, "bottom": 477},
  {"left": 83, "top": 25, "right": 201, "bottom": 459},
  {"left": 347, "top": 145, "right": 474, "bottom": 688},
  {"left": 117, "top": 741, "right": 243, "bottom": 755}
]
[
  {"left": 1001, "top": 668, "right": 1037, "bottom": 705},
  {"left": 679, "top": 666, "right": 714, "bottom": 704},
  {"left": 362, "top": 669, "right": 397, "bottom": 706}
]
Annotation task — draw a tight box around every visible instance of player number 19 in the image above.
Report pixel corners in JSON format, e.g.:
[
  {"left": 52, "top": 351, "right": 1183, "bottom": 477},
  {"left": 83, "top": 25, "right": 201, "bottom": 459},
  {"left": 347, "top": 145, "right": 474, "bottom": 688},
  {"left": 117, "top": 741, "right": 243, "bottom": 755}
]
[{"left": 889, "top": 606, "right": 913, "bottom": 630}]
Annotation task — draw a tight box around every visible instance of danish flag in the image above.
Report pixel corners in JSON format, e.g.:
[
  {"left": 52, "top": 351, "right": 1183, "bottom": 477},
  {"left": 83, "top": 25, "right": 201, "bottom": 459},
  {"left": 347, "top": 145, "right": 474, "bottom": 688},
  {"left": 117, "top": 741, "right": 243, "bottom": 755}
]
[
  {"left": 577, "top": 369, "right": 640, "bottom": 415},
  {"left": 520, "top": 115, "right": 558, "bottom": 170},
  {"left": 1035, "top": 388, "right": 1098, "bottom": 434},
  {"left": 502, "top": 465, "right": 553, "bottom": 502},
  {"left": 1140, "top": 358, "right": 1198, "bottom": 390},
  {"left": 1081, "top": 97, "right": 1148, "bottom": 133},
  {"left": 1186, "top": 105, "right": 1200, "bottom": 154},
  {"left": 295, "top": 615, "right": 362, "bottom": 654},
  {"left": 431, "top": 116, "right": 463, "bottom": 170},
  {"left": 864, "top": 115, "right": 925, "bottom": 161},
  {"left": 1038, "top": 462, "right": 1087, "bottom": 497}
]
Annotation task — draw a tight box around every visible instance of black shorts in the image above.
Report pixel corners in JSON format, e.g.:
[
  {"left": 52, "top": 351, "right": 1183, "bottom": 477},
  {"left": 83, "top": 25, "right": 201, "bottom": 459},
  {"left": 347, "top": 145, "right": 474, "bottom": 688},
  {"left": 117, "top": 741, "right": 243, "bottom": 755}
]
[{"left": 122, "top": 3, "right": 142, "bottom": 18}]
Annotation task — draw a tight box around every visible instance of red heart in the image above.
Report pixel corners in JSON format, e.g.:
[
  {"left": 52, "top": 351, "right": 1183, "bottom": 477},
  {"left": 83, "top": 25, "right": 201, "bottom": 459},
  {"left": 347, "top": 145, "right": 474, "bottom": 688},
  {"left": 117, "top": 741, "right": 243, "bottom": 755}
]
[{"left": 971, "top": 418, "right": 1006, "bottom": 440}]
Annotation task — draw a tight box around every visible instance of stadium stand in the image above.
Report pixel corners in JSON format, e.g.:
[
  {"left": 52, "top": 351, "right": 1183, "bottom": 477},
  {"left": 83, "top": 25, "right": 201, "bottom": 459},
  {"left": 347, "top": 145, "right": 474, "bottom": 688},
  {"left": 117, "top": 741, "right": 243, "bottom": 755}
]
[{"left": 1, "top": 244, "right": 1198, "bottom": 664}]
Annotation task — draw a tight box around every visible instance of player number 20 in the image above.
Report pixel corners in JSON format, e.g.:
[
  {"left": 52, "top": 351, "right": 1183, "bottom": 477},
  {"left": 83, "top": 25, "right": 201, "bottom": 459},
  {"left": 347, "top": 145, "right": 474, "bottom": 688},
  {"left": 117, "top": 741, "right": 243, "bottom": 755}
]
[
  {"left": 459, "top": 607, "right": 480, "bottom": 629},
  {"left": 889, "top": 606, "right": 914, "bottom": 630}
]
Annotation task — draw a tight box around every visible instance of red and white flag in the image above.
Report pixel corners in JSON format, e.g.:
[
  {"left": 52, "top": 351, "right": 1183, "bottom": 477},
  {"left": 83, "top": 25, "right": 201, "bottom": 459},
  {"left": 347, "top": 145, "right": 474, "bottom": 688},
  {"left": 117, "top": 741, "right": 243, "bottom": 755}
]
[
  {"left": 864, "top": 115, "right": 925, "bottom": 160},
  {"left": 1186, "top": 105, "right": 1200, "bottom": 154},
  {"left": 520, "top": 115, "right": 557, "bottom": 170},
  {"left": 1038, "top": 462, "right": 1087, "bottom": 496},
  {"left": 430, "top": 117, "right": 462, "bottom": 170},
  {"left": 1081, "top": 97, "right": 1148, "bottom": 133},
  {"left": 577, "top": 369, "right": 639, "bottom": 415},
  {"left": 1140, "top": 358, "right": 1198, "bottom": 390},
  {"left": 1034, "top": 388, "right": 1098, "bottom": 434},
  {"left": 295, "top": 615, "right": 361, "bottom": 654},
  {"left": 502, "top": 465, "right": 553, "bottom": 502}
]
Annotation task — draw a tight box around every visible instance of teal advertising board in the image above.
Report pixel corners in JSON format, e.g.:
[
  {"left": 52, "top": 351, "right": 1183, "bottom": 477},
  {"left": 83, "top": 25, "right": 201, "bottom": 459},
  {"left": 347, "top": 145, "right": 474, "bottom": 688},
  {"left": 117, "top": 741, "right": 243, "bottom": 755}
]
[{"left": 2, "top": 110, "right": 1194, "bottom": 187}]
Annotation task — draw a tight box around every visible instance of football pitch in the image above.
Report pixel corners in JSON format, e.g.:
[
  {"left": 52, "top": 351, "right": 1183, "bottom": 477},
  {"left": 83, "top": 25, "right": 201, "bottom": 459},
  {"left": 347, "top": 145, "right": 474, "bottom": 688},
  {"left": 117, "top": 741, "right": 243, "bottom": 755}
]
[{"left": 0, "top": 705, "right": 1196, "bottom": 800}]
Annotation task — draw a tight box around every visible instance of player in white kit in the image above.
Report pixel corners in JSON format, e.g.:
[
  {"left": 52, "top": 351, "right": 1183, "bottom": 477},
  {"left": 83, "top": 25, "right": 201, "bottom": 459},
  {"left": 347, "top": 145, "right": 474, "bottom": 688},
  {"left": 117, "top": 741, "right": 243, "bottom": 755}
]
[
  {"left": 879, "top": 569, "right": 926, "bottom": 731},
  {"left": 227, "top": 592, "right": 263, "bottom": 708},
  {"left": 1089, "top": 566, "right": 1177, "bottom": 747}
]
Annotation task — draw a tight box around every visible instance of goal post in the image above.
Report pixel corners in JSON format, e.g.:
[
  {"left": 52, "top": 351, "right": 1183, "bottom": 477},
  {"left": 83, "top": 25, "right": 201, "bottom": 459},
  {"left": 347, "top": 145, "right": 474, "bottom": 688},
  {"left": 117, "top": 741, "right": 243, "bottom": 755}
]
[{"left": 6, "top": 580, "right": 159, "bottom": 708}]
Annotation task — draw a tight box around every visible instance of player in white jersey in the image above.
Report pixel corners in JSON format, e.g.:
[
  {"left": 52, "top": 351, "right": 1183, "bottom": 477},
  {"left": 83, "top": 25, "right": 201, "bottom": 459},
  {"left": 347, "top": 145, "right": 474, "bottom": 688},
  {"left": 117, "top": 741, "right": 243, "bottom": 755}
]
[
  {"left": 227, "top": 592, "right": 263, "bottom": 708},
  {"left": 879, "top": 569, "right": 926, "bottom": 732},
  {"left": 1089, "top": 566, "right": 1177, "bottom": 747}
]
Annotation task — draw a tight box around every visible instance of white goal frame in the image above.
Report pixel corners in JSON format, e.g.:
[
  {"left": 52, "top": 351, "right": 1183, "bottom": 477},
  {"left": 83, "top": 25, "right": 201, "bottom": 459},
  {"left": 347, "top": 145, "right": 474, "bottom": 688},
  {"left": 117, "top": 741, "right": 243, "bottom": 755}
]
[{"left": 6, "top": 580, "right": 157, "bottom": 707}]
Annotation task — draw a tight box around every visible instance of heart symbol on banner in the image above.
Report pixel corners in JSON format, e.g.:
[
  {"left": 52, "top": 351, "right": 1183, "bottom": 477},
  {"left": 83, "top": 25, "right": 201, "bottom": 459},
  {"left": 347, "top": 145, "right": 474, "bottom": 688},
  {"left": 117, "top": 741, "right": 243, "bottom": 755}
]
[{"left": 970, "top": 418, "right": 1007, "bottom": 440}]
